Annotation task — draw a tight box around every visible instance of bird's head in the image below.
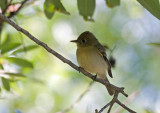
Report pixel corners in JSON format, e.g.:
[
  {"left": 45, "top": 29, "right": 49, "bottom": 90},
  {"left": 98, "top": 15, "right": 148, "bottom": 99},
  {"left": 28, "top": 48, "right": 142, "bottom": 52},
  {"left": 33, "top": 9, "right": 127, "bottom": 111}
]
[{"left": 70, "top": 31, "right": 98, "bottom": 48}]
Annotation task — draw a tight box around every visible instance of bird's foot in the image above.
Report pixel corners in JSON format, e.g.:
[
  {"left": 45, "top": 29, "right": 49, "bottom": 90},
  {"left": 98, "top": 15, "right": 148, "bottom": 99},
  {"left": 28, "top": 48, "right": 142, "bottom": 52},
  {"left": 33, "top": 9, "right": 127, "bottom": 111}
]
[
  {"left": 92, "top": 74, "right": 97, "bottom": 81},
  {"left": 78, "top": 67, "right": 83, "bottom": 73}
]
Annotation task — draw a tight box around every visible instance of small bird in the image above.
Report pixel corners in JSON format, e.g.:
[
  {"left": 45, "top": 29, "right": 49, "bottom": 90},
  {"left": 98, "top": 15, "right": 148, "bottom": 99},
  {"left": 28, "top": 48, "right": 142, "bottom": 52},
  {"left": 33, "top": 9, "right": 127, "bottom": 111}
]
[{"left": 71, "top": 31, "right": 114, "bottom": 95}]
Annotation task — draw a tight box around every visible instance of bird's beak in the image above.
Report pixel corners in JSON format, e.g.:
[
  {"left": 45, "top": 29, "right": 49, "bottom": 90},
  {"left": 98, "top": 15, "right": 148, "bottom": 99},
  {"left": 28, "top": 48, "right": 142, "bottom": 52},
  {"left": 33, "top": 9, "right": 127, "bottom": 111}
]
[{"left": 70, "top": 40, "right": 78, "bottom": 43}]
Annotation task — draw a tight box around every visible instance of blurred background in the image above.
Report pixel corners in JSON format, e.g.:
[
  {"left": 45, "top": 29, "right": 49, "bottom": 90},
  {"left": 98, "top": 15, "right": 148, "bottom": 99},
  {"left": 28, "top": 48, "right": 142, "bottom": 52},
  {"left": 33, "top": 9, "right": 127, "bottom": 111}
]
[{"left": 0, "top": 0, "right": 160, "bottom": 113}]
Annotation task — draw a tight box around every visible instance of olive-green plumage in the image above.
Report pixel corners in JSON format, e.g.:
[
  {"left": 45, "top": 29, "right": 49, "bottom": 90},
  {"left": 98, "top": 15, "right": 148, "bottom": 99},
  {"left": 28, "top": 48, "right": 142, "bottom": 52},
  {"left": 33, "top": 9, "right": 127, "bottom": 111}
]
[{"left": 71, "top": 31, "right": 113, "bottom": 95}]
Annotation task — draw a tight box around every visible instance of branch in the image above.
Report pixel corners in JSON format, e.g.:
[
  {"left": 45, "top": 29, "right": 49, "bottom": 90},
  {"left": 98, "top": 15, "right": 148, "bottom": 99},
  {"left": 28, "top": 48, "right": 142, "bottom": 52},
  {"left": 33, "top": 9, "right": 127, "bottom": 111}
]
[
  {"left": 8, "top": 0, "right": 28, "bottom": 18},
  {"left": 116, "top": 100, "right": 136, "bottom": 113},
  {"left": 0, "top": 13, "right": 136, "bottom": 113},
  {"left": 97, "top": 91, "right": 136, "bottom": 113},
  {"left": 113, "top": 91, "right": 139, "bottom": 113}
]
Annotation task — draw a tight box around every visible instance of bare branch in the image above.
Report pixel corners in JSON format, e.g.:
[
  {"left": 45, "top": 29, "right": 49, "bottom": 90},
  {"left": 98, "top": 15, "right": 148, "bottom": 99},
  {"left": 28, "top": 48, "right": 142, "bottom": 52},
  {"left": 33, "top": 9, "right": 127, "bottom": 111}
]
[
  {"left": 113, "top": 91, "right": 139, "bottom": 113},
  {"left": 98, "top": 91, "right": 136, "bottom": 113},
  {"left": 98, "top": 101, "right": 112, "bottom": 113},
  {"left": 116, "top": 100, "right": 136, "bottom": 113},
  {"left": 98, "top": 91, "right": 118, "bottom": 113},
  {"left": 0, "top": 13, "right": 136, "bottom": 113}
]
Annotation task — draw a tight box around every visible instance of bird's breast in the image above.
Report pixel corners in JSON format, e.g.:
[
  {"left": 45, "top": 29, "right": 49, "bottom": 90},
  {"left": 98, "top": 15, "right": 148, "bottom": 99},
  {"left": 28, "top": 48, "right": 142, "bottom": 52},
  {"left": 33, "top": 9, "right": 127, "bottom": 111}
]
[{"left": 76, "top": 46, "right": 108, "bottom": 75}]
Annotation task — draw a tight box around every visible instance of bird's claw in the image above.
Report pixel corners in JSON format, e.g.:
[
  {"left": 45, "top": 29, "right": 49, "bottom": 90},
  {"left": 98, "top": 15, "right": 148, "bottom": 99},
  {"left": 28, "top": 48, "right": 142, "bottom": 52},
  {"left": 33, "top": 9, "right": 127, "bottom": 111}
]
[
  {"left": 78, "top": 67, "right": 83, "bottom": 73},
  {"left": 93, "top": 74, "right": 97, "bottom": 81}
]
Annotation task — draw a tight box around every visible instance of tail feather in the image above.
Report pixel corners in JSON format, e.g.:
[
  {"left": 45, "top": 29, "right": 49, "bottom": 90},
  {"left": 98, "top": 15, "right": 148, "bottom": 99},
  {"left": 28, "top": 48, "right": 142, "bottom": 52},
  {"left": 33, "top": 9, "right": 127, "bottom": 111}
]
[{"left": 108, "top": 69, "right": 113, "bottom": 78}]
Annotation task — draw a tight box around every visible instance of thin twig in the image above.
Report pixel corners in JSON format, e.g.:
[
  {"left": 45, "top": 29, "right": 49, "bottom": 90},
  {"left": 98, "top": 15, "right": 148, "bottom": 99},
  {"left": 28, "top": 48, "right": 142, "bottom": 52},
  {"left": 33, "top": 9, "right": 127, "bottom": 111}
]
[
  {"left": 8, "top": 0, "right": 28, "bottom": 18},
  {"left": 113, "top": 91, "right": 139, "bottom": 113},
  {"left": 108, "top": 92, "right": 118, "bottom": 113},
  {"left": 98, "top": 91, "right": 118, "bottom": 113},
  {"left": 116, "top": 100, "right": 136, "bottom": 113},
  {"left": 98, "top": 101, "right": 112, "bottom": 113},
  {"left": 98, "top": 91, "right": 136, "bottom": 113},
  {"left": 0, "top": 13, "right": 136, "bottom": 113},
  {"left": 107, "top": 102, "right": 114, "bottom": 113}
]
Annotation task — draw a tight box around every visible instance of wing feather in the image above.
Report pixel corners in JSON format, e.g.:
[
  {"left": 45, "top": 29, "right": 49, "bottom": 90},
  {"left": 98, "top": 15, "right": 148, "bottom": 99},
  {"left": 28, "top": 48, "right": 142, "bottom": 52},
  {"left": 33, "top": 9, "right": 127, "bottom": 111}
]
[{"left": 95, "top": 43, "right": 113, "bottom": 78}]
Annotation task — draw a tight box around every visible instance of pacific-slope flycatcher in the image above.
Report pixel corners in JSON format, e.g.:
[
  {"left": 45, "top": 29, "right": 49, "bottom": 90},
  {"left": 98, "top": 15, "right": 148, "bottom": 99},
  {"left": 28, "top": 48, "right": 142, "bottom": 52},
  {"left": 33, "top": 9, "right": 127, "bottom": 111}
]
[{"left": 71, "top": 31, "right": 114, "bottom": 96}]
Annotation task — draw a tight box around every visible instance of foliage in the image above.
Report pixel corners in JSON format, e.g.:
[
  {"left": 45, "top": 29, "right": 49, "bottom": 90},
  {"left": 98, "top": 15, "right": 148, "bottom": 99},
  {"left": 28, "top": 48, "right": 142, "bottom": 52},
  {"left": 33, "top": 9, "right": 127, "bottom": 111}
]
[
  {"left": 43, "top": 0, "right": 160, "bottom": 20},
  {"left": 137, "top": 0, "right": 160, "bottom": 20},
  {"left": 106, "top": 0, "right": 120, "bottom": 8},
  {"left": 0, "top": 34, "right": 38, "bottom": 91},
  {"left": 0, "top": 0, "right": 7, "bottom": 11},
  {"left": 0, "top": 0, "right": 160, "bottom": 20},
  {"left": 77, "top": 0, "right": 95, "bottom": 21},
  {"left": 43, "top": 0, "right": 70, "bottom": 19}
]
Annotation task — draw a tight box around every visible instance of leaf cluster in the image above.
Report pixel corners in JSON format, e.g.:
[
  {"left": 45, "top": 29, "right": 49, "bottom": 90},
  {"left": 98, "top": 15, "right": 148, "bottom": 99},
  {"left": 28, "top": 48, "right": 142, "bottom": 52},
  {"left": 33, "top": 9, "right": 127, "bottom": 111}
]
[
  {"left": 42, "top": 0, "right": 160, "bottom": 21},
  {"left": 0, "top": 34, "right": 38, "bottom": 91}
]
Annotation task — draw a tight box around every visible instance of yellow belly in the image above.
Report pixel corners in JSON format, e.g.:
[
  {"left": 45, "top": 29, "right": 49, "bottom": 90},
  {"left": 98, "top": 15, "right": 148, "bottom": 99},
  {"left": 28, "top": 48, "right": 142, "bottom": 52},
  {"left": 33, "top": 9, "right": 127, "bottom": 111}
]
[{"left": 76, "top": 46, "right": 108, "bottom": 75}]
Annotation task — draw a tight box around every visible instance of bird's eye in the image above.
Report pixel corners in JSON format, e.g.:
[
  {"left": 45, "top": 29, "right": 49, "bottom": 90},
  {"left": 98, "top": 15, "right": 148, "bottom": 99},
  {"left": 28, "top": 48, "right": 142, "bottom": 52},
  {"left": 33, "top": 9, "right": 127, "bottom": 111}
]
[{"left": 82, "top": 39, "right": 87, "bottom": 43}]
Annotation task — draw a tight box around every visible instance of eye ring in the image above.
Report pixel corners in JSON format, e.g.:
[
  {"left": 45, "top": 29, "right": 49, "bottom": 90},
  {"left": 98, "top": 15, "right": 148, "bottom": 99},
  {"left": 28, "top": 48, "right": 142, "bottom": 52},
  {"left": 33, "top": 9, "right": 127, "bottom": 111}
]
[{"left": 82, "top": 39, "right": 87, "bottom": 43}]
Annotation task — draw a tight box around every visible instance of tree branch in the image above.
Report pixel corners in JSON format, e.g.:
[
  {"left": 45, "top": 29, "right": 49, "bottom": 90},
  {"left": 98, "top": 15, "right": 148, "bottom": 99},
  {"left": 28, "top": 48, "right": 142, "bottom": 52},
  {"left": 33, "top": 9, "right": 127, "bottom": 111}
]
[
  {"left": 97, "top": 91, "right": 136, "bottom": 113},
  {"left": 113, "top": 91, "right": 139, "bottom": 113},
  {"left": 116, "top": 100, "right": 136, "bottom": 113},
  {"left": 0, "top": 13, "right": 136, "bottom": 113}
]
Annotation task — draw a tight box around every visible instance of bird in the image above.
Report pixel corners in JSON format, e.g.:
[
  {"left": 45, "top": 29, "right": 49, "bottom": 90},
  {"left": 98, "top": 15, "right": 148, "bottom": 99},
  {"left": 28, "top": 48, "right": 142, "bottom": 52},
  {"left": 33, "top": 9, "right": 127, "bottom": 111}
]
[{"left": 70, "top": 31, "right": 114, "bottom": 95}]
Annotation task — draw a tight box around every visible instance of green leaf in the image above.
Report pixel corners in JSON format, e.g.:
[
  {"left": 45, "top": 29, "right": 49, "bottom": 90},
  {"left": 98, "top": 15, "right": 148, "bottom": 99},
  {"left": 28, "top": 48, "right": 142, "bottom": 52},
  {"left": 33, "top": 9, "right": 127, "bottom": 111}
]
[
  {"left": 106, "top": 0, "right": 120, "bottom": 8},
  {"left": 52, "top": 0, "right": 70, "bottom": 15},
  {"left": 77, "top": 0, "right": 95, "bottom": 20},
  {"left": 43, "top": 0, "right": 70, "bottom": 19},
  {"left": 1, "top": 77, "right": 10, "bottom": 91},
  {"left": 1, "top": 42, "right": 21, "bottom": 54},
  {"left": 148, "top": 42, "right": 160, "bottom": 47},
  {"left": 12, "top": 45, "right": 39, "bottom": 54},
  {"left": 0, "top": 0, "right": 7, "bottom": 11},
  {"left": 44, "top": 0, "right": 55, "bottom": 19},
  {"left": 7, "top": 57, "right": 33, "bottom": 68},
  {"left": 137, "top": 0, "right": 160, "bottom": 20},
  {"left": 0, "top": 34, "right": 11, "bottom": 46},
  {"left": 0, "top": 64, "right": 4, "bottom": 69},
  {"left": 4, "top": 72, "right": 26, "bottom": 77}
]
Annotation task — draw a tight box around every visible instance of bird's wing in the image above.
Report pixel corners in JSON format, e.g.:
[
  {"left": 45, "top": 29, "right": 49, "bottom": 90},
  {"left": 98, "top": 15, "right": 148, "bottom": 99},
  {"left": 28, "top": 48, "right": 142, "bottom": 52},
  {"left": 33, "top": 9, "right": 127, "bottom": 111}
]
[{"left": 95, "top": 43, "right": 113, "bottom": 78}]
